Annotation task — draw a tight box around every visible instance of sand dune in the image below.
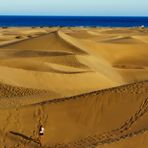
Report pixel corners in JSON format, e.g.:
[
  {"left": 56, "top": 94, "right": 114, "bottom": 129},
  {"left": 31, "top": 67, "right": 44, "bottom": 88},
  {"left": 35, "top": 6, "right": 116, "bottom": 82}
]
[
  {"left": 1, "top": 31, "right": 86, "bottom": 54},
  {"left": 100, "top": 36, "right": 145, "bottom": 44},
  {"left": 0, "top": 59, "right": 90, "bottom": 73},
  {"left": 0, "top": 81, "right": 148, "bottom": 147},
  {"left": 0, "top": 27, "right": 148, "bottom": 147}
]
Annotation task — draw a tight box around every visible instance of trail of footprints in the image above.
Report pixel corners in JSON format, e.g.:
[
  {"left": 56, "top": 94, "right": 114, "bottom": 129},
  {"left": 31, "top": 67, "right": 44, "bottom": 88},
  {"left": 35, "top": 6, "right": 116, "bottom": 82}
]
[
  {"left": 13, "top": 108, "right": 23, "bottom": 148},
  {"left": 47, "top": 96, "right": 148, "bottom": 148},
  {"left": 13, "top": 106, "right": 48, "bottom": 147},
  {"left": 1, "top": 108, "right": 23, "bottom": 148},
  {"left": 1, "top": 111, "right": 12, "bottom": 146}
]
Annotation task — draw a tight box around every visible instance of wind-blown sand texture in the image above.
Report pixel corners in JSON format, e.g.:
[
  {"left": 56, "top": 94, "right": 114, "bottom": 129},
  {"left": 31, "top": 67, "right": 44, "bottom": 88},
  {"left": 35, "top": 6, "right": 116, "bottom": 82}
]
[{"left": 0, "top": 27, "right": 148, "bottom": 147}]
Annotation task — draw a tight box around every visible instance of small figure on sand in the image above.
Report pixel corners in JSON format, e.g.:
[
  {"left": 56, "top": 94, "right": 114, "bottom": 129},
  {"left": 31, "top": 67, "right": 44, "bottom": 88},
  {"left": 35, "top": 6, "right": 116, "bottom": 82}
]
[{"left": 38, "top": 125, "right": 45, "bottom": 146}]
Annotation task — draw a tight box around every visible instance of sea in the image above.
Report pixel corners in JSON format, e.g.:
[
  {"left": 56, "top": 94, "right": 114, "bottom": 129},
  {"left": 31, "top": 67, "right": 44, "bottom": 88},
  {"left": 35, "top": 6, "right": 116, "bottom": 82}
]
[{"left": 0, "top": 16, "right": 148, "bottom": 27}]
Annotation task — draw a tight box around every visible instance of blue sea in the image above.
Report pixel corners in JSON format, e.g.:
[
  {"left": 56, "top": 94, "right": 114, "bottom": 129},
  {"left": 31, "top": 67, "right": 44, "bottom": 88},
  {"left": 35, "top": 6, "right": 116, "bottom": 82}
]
[{"left": 0, "top": 16, "right": 148, "bottom": 27}]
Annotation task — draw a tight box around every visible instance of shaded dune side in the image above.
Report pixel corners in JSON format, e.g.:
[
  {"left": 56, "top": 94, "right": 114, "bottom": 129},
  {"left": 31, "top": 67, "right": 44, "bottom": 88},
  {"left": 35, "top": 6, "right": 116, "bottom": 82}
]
[
  {"left": 0, "top": 31, "right": 87, "bottom": 54},
  {"left": 0, "top": 57, "right": 91, "bottom": 73},
  {"left": 7, "top": 80, "right": 147, "bottom": 147},
  {"left": 100, "top": 36, "right": 145, "bottom": 44},
  {"left": 50, "top": 126, "right": 148, "bottom": 148},
  {"left": 42, "top": 81, "right": 148, "bottom": 147},
  {"left": 91, "top": 98, "right": 148, "bottom": 147},
  {"left": 10, "top": 50, "right": 74, "bottom": 58},
  {"left": 35, "top": 55, "right": 89, "bottom": 68},
  {"left": 0, "top": 48, "right": 74, "bottom": 59}
]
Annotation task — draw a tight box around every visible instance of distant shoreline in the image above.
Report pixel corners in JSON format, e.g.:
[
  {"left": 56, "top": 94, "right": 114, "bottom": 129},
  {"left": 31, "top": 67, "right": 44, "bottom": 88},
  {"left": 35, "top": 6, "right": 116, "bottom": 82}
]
[
  {"left": 0, "top": 16, "right": 148, "bottom": 27},
  {"left": 1, "top": 26, "right": 148, "bottom": 29}
]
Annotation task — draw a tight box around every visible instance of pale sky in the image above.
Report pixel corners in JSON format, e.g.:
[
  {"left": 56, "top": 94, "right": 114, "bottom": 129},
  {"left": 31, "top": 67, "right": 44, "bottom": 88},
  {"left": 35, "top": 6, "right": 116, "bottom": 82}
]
[{"left": 0, "top": 0, "right": 147, "bottom": 16}]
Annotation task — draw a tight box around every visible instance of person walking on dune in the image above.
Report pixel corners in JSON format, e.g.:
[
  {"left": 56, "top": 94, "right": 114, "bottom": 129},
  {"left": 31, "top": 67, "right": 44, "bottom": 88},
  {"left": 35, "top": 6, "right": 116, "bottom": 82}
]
[{"left": 38, "top": 125, "right": 45, "bottom": 146}]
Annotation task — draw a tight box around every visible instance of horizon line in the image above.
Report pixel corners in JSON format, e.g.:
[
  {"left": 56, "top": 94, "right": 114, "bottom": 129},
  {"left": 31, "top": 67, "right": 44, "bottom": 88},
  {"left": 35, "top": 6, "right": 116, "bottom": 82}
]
[{"left": 0, "top": 15, "right": 148, "bottom": 17}]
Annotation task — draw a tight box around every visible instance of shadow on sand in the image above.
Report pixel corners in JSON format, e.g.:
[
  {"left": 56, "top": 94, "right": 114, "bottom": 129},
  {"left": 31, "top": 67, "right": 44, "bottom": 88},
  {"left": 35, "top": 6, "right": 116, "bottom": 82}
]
[{"left": 9, "top": 131, "right": 40, "bottom": 145}]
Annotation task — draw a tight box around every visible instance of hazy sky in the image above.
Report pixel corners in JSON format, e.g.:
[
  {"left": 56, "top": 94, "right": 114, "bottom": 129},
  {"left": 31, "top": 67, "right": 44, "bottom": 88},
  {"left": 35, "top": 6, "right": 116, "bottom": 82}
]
[{"left": 0, "top": 0, "right": 147, "bottom": 16}]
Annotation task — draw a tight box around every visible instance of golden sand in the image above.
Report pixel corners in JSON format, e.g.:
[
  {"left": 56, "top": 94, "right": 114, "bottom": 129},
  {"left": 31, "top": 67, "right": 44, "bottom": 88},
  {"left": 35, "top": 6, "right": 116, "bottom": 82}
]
[{"left": 0, "top": 27, "right": 148, "bottom": 147}]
